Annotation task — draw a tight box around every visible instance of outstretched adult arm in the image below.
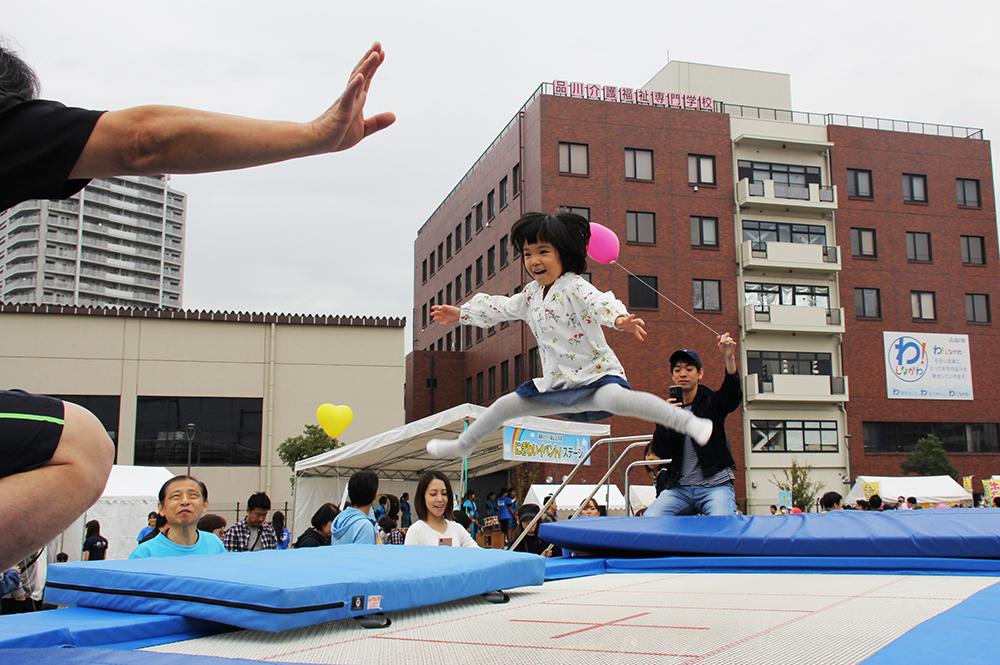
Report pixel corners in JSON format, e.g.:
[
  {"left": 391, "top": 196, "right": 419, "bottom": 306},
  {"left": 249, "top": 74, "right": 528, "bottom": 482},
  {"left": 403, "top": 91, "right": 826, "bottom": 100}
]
[{"left": 68, "top": 42, "right": 395, "bottom": 179}]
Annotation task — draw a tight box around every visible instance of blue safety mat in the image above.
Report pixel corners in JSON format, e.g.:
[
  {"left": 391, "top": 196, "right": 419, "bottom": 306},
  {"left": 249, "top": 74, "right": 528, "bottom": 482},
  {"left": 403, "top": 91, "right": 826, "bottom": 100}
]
[
  {"left": 46, "top": 545, "right": 544, "bottom": 632},
  {"left": 539, "top": 509, "right": 1000, "bottom": 558},
  {"left": 605, "top": 556, "right": 1000, "bottom": 576},
  {"left": 0, "top": 648, "right": 273, "bottom": 665},
  {"left": 0, "top": 607, "right": 229, "bottom": 651},
  {"left": 543, "top": 557, "right": 607, "bottom": 580}
]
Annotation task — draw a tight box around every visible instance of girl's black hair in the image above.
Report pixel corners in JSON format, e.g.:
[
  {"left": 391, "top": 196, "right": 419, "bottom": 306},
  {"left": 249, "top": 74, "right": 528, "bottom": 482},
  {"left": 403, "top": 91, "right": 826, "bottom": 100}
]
[
  {"left": 510, "top": 212, "right": 590, "bottom": 275},
  {"left": 271, "top": 511, "right": 285, "bottom": 535},
  {"left": 85, "top": 520, "right": 101, "bottom": 539},
  {"left": 414, "top": 470, "right": 455, "bottom": 523},
  {"left": 311, "top": 503, "right": 338, "bottom": 529}
]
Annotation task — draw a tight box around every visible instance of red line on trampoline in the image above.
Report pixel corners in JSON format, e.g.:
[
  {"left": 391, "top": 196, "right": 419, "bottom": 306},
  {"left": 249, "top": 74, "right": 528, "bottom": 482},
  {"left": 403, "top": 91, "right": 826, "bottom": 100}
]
[
  {"left": 675, "top": 577, "right": 908, "bottom": 665},
  {"left": 543, "top": 601, "right": 810, "bottom": 613},
  {"left": 372, "top": 635, "right": 699, "bottom": 658},
  {"left": 510, "top": 617, "right": 709, "bottom": 632}
]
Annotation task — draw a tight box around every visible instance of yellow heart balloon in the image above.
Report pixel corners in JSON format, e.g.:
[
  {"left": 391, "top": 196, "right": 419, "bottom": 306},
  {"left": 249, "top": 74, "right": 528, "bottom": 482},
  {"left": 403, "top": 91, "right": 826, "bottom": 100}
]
[{"left": 316, "top": 403, "right": 353, "bottom": 439}]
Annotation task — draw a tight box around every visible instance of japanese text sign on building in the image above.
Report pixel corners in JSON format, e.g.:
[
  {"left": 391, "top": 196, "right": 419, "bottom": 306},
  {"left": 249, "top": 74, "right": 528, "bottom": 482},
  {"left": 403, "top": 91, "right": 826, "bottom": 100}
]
[
  {"left": 553, "top": 80, "right": 714, "bottom": 111},
  {"left": 862, "top": 482, "right": 881, "bottom": 500},
  {"left": 983, "top": 479, "right": 1000, "bottom": 505},
  {"left": 963, "top": 476, "right": 973, "bottom": 494},
  {"left": 883, "top": 332, "right": 973, "bottom": 400},
  {"left": 503, "top": 426, "right": 590, "bottom": 466}
]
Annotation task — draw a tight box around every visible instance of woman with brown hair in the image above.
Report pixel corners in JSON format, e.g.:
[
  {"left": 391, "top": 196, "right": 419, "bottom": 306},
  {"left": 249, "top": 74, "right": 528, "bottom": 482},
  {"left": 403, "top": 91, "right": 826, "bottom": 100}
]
[{"left": 403, "top": 471, "right": 478, "bottom": 548}]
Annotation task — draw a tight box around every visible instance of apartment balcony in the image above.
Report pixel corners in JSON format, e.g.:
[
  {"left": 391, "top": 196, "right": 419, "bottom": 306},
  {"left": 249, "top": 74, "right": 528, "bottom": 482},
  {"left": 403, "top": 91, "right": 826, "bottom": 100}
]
[
  {"left": 743, "top": 304, "right": 845, "bottom": 334},
  {"left": 6, "top": 260, "right": 38, "bottom": 276},
  {"left": 7, "top": 214, "right": 41, "bottom": 231},
  {"left": 745, "top": 373, "right": 848, "bottom": 403},
  {"left": 737, "top": 178, "right": 837, "bottom": 212},
  {"left": 8, "top": 230, "right": 40, "bottom": 246},
  {"left": 8, "top": 245, "right": 39, "bottom": 259},
  {"left": 41, "top": 293, "right": 75, "bottom": 306},
  {"left": 740, "top": 240, "right": 840, "bottom": 273},
  {"left": 50, "top": 200, "right": 80, "bottom": 214},
  {"left": 45, "top": 246, "right": 76, "bottom": 260},
  {"left": 42, "top": 278, "right": 75, "bottom": 291}
]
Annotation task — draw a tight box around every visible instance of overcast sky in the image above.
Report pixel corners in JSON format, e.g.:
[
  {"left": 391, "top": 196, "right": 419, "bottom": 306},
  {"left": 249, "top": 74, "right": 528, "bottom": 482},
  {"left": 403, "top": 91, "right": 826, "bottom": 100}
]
[{"left": 6, "top": 2, "right": 998, "bottom": 351}]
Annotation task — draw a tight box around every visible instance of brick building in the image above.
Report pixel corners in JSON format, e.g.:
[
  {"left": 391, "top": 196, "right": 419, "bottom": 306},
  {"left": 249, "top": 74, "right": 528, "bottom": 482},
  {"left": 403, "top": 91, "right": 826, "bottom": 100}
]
[{"left": 407, "top": 62, "right": 998, "bottom": 512}]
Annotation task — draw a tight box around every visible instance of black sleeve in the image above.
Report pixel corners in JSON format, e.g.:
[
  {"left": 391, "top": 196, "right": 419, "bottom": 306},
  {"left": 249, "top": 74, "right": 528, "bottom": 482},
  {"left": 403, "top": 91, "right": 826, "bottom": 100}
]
[{"left": 0, "top": 95, "right": 105, "bottom": 212}]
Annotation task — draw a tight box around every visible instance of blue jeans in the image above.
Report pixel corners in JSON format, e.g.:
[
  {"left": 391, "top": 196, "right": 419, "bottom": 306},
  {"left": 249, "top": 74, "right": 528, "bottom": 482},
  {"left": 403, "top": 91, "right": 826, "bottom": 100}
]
[{"left": 644, "top": 482, "right": 737, "bottom": 516}]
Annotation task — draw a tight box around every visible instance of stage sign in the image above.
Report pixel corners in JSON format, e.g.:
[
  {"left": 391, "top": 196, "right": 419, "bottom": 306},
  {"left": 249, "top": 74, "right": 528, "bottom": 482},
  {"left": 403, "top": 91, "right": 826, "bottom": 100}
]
[
  {"left": 883, "top": 332, "right": 973, "bottom": 400},
  {"left": 503, "top": 426, "right": 590, "bottom": 465}
]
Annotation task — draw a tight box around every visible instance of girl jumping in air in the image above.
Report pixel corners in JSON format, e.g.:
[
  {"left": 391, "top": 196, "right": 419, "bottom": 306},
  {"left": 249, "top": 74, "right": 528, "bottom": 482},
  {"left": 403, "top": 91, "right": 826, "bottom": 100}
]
[{"left": 426, "top": 212, "right": 712, "bottom": 459}]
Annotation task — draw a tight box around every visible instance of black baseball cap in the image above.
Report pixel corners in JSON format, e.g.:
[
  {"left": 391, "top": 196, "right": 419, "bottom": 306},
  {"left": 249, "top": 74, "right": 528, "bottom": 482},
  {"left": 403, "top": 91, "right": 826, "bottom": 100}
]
[{"left": 669, "top": 349, "right": 702, "bottom": 370}]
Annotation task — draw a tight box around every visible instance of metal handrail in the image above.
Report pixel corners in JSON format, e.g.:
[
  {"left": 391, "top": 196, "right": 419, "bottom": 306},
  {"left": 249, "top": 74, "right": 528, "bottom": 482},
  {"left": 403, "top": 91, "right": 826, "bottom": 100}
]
[
  {"left": 508, "top": 435, "right": 651, "bottom": 553},
  {"left": 623, "top": 459, "right": 672, "bottom": 516}
]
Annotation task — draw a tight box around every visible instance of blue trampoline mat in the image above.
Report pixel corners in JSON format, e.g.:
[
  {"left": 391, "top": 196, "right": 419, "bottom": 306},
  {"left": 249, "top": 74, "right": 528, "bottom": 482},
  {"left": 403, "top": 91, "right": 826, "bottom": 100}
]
[
  {"left": 0, "top": 648, "right": 274, "bottom": 665},
  {"left": 540, "top": 509, "right": 1000, "bottom": 558},
  {"left": 46, "top": 545, "right": 544, "bottom": 633}
]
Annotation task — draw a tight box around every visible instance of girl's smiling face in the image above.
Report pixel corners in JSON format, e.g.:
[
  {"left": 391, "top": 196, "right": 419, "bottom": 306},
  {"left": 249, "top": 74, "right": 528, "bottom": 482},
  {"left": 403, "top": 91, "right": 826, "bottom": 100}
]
[
  {"left": 522, "top": 241, "right": 563, "bottom": 290},
  {"left": 425, "top": 478, "right": 450, "bottom": 520}
]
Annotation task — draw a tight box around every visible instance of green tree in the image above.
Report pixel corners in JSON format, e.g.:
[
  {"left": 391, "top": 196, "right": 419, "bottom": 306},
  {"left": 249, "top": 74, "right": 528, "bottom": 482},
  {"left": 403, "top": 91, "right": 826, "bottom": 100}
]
[
  {"left": 769, "top": 458, "right": 825, "bottom": 512},
  {"left": 277, "top": 424, "right": 342, "bottom": 489},
  {"left": 900, "top": 433, "right": 960, "bottom": 481}
]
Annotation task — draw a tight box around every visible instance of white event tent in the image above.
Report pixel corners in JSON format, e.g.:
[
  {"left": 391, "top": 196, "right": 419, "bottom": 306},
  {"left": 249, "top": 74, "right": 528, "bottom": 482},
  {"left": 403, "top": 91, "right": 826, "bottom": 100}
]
[
  {"left": 293, "top": 403, "right": 610, "bottom": 536},
  {"left": 844, "top": 475, "right": 972, "bottom": 507},
  {"left": 524, "top": 483, "right": 627, "bottom": 516}
]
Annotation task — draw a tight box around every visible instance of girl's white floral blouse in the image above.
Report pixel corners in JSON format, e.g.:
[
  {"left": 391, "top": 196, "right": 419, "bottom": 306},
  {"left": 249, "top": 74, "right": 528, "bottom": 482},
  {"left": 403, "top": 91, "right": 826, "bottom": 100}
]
[{"left": 460, "top": 273, "right": 629, "bottom": 392}]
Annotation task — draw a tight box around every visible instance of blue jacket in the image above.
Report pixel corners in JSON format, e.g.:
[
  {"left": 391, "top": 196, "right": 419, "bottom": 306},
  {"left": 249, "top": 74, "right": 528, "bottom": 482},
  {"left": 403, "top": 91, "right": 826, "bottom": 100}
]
[{"left": 330, "top": 507, "right": 378, "bottom": 545}]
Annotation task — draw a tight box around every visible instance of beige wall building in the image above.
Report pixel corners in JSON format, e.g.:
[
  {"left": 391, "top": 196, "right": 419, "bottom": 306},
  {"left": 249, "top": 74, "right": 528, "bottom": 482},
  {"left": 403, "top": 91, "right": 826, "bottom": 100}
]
[{"left": 0, "top": 305, "right": 405, "bottom": 515}]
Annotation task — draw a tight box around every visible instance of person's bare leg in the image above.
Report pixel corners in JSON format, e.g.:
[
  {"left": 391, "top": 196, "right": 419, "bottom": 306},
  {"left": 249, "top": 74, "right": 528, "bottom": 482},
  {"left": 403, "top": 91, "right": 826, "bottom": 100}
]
[{"left": 0, "top": 401, "right": 114, "bottom": 568}]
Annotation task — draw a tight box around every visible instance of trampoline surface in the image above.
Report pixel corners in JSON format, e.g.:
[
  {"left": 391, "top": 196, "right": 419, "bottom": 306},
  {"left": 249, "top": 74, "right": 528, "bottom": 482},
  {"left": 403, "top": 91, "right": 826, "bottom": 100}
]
[{"left": 144, "top": 571, "right": 998, "bottom": 665}]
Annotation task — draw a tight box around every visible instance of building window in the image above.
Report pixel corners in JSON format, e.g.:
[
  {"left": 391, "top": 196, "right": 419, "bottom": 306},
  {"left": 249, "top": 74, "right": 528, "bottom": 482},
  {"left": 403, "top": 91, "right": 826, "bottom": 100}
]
[
  {"left": 476, "top": 256, "right": 483, "bottom": 286},
  {"left": 738, "top": 160, "right": 821, "bottom": 189},
  {"left": 693, "top": 279, "right": 721, "bottom": 311},
  {"left": 855, "top": 288, "right": 881, "bottom": 318},
  {"left": 911, "top": 291, "right": 936, "bottom": 320},
  {"left": 847, "top": 169, "right": 873, "bottom": 198},
  {"left": 475, "top": 372, "right": 484, "bottom": 402},
  {"left": 455, "top": 224, "right": 463, "bottom": 253},
  {"left": 135, "top": 397, "right": 262, "bottom": 466},
  {"left": 902, "top": 174, "right": 927, "bottom": 202},
  {"left": 487, "top": 190, "right": 496, "bottom": 220},
  {"left": 691, "top": 217, "right": 718, "bottom": 247},
  {"left": 475, "top": 202, "right": 484, "bottom": 232},
  {"left": 865, "top": 421, "right": 1000, "bottom": 453},
  {"left": 421, "top": 303, "right": 427, "bottom": 328},
  {"left": 625, "top": 148, "right": 653, "bottom": 180},
  {"left": 446, "top": 283, "right": 453, "bottom": 306},
  {"left": 487, "top": 246, "right": 496, "bottom": 278},
  {"left": 745, "top": 282, "right": 829, "bottom": 309},
  {"left": 500, "top": 235, "right": 509, "bottom": 268},
  {"left": 742, "top": 220, "right": 826, "bottom": 248},
  {"left": 559, "top": 206, "right": 590, "bottom": 219},
  {"left": 488, "top": 366, "right": 497, "bottom": 398},
  {"left": 422, "top": 259, "right": 427, "bottom": 283},
  {"left": 906, "top": 232, "right": 932, "bottom": 262},
  {"left": 957, "top": 178, "right": 981, "bottom": 207},
  {"left": 626, "top": 211, "right": 655, "bottom": 244},
  {"left": 528, "top": 347, "right": 541, "bottom": 378},
  {"left": 476, "top": 326, "right": 484, "bottom": 342},
  {"left": 464, "top": 214, "right": 472, "bottom": 244},
  {"left": 500, "top": 360, "right": 509, "bottom": 393},
  {"left": 688, "top": 154, "right": 715, "bottom": 185},
  {"left": 446, "top": 234, "right": 453, "bottom": 261},
  {"left": 961, "top": 235, "right": 986, "bottom": 265},
  {"left": 746, "top": 351, "right": 832, "bottom": 377},
  {"left": 52, "top": 395, "right": 120, "bottom": 451},
  {"left": 628, "top": 275, "right": 658, "bottom": 309},
  {"left": 751, "top": 420, "right": 838, "bottom": 452},
  {"left": 488, "top": 325, "right": 496, "bottom": 337},
  {"left": 499, "top": 177, "right": 508, "bottom": 210},
  {"left": 428, "top": 253, "right": 435, "bottom": 276},
  {"left": 454, "top": 326, "right": 462, "bottom": 351},
  {"left": 514, "top": 354, "right": 523, "bottom": 385},
  {"left": 559, "top": 142, "right": 589, "bottom": 175},
  {"left": 465, "top": 266, "right": 472, "bottom": 294},
  {"left": 966, "top": 294, "right": 990, "bottom": 323},
  {"left": 512, "top": 163, "right": 520, "bottom": 196},
  {"left": 437, "top": 243, "right": 444, "bottom": 269},
  {"left": 464, "top": 325, "right": 472, "bottom": 348},
  {"left": 850, "top": 228, "right": 877, "bottom": 257},
  {"left": 466, "top": 377, "right": 473, "bottom": 403},
  {"left": 455, "top": 275, "right": 462, "bottom": 301}
]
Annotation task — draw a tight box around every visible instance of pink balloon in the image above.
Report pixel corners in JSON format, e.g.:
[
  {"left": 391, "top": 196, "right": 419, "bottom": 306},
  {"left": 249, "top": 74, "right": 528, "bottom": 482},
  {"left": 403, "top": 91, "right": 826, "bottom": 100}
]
[{"left": 588, "top": 223, "right": 620, "bottom": 264}]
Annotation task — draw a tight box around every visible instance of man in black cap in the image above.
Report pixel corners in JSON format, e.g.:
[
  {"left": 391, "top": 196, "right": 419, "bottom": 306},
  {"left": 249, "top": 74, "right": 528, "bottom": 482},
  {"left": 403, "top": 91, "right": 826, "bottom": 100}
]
[{"left": 644, "top": 333, "right": 742, "bottom": 516}]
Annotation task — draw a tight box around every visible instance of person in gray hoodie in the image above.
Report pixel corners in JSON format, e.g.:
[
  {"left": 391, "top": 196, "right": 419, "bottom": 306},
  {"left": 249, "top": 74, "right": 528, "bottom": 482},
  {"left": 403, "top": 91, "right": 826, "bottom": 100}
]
[{"left": 330, "top": 470, "right": 380, "bottom": 545}]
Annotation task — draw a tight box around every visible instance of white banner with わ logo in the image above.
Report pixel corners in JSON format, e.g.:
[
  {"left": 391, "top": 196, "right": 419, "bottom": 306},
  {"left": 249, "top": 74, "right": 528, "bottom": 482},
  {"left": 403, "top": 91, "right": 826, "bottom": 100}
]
[{"left": 883, "top": 332, "right": 973, "bottom": 400}]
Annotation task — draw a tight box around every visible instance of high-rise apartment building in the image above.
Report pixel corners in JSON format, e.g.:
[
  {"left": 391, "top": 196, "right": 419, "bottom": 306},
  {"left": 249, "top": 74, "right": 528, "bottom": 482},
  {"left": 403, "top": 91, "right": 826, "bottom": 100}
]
[
  {"left": 0, "top": 175, "right": 185, "bottom": 309},
  {"left": 408, "top": 62, "right": 998, "bottom": 512}
]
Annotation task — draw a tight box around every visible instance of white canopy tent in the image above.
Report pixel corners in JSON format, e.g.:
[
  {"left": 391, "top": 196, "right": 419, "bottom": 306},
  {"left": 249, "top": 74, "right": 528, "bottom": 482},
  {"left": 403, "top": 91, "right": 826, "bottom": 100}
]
[
  {"left": 293, "top": 403, "right": 610, "bottom": 537},
  {"left": 524, "top": 483, "right": 627, "bottom": 516},
  {"left": 844, "top": 475, "right": 972, "bottom": 507},
  {"left": 56, "top": 465, "right": 175, "bottom": 561}
]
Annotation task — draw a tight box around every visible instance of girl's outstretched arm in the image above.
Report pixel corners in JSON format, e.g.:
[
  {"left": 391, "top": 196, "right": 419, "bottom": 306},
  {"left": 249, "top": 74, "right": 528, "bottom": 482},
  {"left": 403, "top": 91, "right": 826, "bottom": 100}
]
[
  {"left": 430, "top": 304, "right": 460, "bottom": 325},
  {"left": 615, "top": 314, "right": 647, "bottom": 341}
]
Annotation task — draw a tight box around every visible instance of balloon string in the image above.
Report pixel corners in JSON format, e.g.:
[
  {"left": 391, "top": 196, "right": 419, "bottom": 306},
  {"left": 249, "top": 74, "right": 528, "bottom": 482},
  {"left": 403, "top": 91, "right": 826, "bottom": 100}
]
[{"left": 611, "top": 260, "right": 721, "bottom": 337}]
